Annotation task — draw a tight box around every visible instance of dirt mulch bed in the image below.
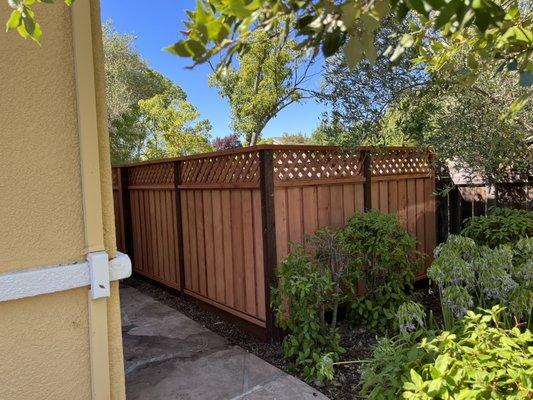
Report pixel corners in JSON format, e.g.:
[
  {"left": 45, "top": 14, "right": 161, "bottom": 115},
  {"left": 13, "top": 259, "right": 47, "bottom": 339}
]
[{"left": 122, "top": 275, "right": 440, "bottom": 400}]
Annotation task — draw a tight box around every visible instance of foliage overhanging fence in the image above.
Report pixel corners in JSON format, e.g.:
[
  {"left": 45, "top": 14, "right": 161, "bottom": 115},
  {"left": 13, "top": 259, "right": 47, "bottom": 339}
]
[{"left": 112, "top": 145, "right": 436, "bottom": 339}]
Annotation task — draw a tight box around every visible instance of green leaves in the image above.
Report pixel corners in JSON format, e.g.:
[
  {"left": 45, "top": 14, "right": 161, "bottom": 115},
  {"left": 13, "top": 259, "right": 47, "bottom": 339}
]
[
  {"left": 165, "top": 39, "right": 206, "bottom": 58},
  {"left": 6, "top": 9, "right": 21, "bottom": 30},
  {"left": 166, "top": 0, "right": 532, "bottom": 94},
  {"left": 363, "top": 308, "right": 533, "bottom": 399},
  {"left": 5, "top": 0, "right": 75, "bottom": 43},
  {"left": 322, "top": 29, "right": 345, "bottom": 57},
  {"left": 344, "top": 35, "right": 363, "bottom": 70}
]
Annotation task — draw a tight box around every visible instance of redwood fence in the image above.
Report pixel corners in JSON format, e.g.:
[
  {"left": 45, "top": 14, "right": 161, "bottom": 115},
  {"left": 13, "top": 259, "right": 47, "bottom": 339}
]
[{"left": 113, "top": 145, "right": 436, "bottom": 339}]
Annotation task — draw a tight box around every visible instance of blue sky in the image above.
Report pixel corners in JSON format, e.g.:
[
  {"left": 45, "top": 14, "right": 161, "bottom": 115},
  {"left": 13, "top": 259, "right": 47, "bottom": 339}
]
[{"left": 100, "top": 0, "right": 327, "bottom": 140}]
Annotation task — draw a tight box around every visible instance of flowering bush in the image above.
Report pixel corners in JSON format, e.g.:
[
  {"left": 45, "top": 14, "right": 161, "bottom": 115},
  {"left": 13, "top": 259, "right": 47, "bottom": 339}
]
[
  {"left": 361, "top": 307, "right": 533, "bottom": 400},
  {"left": 428, "top": 235, "right": 533, "bottom": 329}
]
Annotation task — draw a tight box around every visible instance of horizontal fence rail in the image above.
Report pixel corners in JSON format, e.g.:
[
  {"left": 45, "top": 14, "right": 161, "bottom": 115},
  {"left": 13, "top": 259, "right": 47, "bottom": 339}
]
[{"left": 112, "top": 145, "right": 436, "bottom": 339}]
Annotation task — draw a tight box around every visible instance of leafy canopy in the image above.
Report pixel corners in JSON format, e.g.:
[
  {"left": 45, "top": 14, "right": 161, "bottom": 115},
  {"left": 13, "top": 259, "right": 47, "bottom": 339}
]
[
  {"left": 166, "top": 0, "right": 532, "bottom": 89},
  {"left": 208, "top": 28, "right": 314, "bottom": 145},
  {"left": 8, "top": 0, "right": 531, "bottom": 90},
  {"left": 103, "top": 22, "right": 212, "bottom": 163}
]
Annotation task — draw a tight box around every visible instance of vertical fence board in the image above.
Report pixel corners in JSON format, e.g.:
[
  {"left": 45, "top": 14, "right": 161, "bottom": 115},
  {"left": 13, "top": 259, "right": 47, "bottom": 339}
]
[
  {"left": 342, "top": 184, "right": 355, "bottom": 222},
  {"left": 181, "top": 191, "right": 191, "bottom": 290},
  {"left": 231, "top": 190, "right": 245, "bottom": 312},
  {"left": 424, "top": 178, "right": 436, "bottom": 261},
  {"left": 287, "top": 187, "right": 303, "bottom": 243},
  {"left": 407, "top": 179, "right": 417, "bottom": 238},
  {"left": 388, "top": 181, "right": 398, "bottom": 214},
  {"left": 203, "top": 190, "right": 216, "bottom": 299},
  {"left": 195, "top": 190, "right": 207, "bottom": 296},
  {"left": 221, "top": 189, "right": 235, "bottom": 308},
  {"left": 253, "top": 190, "right": 266, "bottom": 320},
  {"left": 415, "top": 179, "right": 426, "bottom": 254},
  {"left": 355, "top": 183, "right": 365, "bottom": 214},
  {"left": 187, "top": 190, "right": 199, "bottom": 292},
  {"left": 317, "top": 186, "right": 331, "bottom": 227},
  {"left": 211, "top": 190, "right": 226, "bottom": 303},
  {"left": 242, "top": 190, "right": 257, "bottom": 316},
  {"left": 302, "top": 186, "right": 318, "bottom": 237},
  {"left": 330, "top": 185, "right": 344, "bottom": 227},
  {"left": 379, "top": 181, "right": 389, "bottom": 213},
  {"left": 274, "top": 188, "right": 288, "bottom": 262}
]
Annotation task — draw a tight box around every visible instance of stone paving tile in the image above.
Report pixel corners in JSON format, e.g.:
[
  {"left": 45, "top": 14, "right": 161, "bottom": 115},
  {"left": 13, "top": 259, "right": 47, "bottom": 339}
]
[{"left": 121, "top": 286, "right": 329, "bottom": 400}]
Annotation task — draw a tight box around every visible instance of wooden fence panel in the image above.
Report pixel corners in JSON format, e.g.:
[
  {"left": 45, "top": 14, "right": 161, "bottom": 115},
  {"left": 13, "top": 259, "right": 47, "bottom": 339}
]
[
  {"left": 178, "top": 151, "right": 266, "bottom": 327},
  {"left": 272, "top": 147, "right": 366, "bottom": 261},
  {"left": 272, "top": 147, "right": 435, "bottom": 277},
  {"left": 127, "top": 162, "right": 181, "bottom": 289}
]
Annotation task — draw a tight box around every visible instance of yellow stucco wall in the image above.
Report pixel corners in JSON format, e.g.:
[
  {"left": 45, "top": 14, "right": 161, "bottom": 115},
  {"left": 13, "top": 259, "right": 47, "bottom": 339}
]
[
  {"left": 0, "top": 1, "right": 126, "bottom": 399},
  {"left": 0, "top": 1, "right": 85, "bottom": 273},
  {"left": 0, "top": 288, "right": 92, "bottom": 399}
]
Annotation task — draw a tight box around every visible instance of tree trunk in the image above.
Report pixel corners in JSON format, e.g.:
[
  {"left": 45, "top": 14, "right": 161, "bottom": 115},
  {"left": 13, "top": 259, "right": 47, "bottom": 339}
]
[{"left": 249, "top": 131, "right": 260, "bottom": 146}]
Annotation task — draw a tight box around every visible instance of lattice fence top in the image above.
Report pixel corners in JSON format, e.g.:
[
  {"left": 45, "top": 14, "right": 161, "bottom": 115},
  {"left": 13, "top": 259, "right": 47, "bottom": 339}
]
[
  {"left": 180, "top": 151, "right": 260, "bottom": 186},
  {"left": 128, "top": 162, "right": 175, "bottom": 186},
  {"left": 273, "top": 148, "right": 364, "bottom": 182},
  {"left": 371, "top": 148, "right": 432, "bottom": 176},
  {"left": 117, "top": 146, "right": 433, "bottom": 187}
]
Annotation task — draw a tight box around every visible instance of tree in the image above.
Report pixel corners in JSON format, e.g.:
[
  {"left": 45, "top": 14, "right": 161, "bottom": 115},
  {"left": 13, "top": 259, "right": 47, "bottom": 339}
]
[
  {"left": 136, "top": 91, "right": 212, "bottom": 159},
  {"left": 212, "top": 134, "right": 242, "bottom": 150},
  {"left": 275, "top": 132, "right": 313, "bottom": 145},
  {"left": 102, "top": 22, "right": 212, "bottom": 163},
  {"left": 317, "top": 17, "right": 428, "bottom": 145},
  {"left": 380, "top": 68, "right": 532, "bottom": 189},
  {"left": 7, "top": 0, "right": 532, "bottom": 93},
  {"left": 208, "top": 29, "right": 316, "bottom": 145},
  {"left": 318, "top": 18, "right": 430, "bottom": 145},
  {"left": 166, "top": 0, "right": 532, "bottom": 92}
]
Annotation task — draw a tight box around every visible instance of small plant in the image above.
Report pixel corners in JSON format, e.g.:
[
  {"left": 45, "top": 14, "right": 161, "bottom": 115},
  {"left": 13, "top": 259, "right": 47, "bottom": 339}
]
[
  {"left": 428, "top": 235, "right": 533, "bottom": 329},
  {"left": 397, "top": 301, "right": 426, "bottom": 335},
  {"left": 402, "top": 307, "right": 533, "bottom": 399},
  {"left": 361, "top": 307, "right": 533, "bottom": 400},
  {"left": 462, "top": 207, "right": 533, "bottom": 248},
  {"left": 342, "top": 210, "right": 421, "bottom": 332},
  {"left": 360, "top": 329, "right": 434, "bottom": 399},
  {"left": 271, "top": 227, "right": 357, "bottom": 382}
]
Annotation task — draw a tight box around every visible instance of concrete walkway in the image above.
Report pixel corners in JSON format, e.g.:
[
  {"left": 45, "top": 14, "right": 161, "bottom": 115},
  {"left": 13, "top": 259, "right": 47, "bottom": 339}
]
[{"left": 121, "top": 286, "right": 329, "bottom": 400}]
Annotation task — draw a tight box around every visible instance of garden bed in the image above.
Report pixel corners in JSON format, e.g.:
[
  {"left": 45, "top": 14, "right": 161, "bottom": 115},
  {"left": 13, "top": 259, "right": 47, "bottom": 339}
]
[{"left": 122, "top": 275, "right": 440, "bottom": 400}]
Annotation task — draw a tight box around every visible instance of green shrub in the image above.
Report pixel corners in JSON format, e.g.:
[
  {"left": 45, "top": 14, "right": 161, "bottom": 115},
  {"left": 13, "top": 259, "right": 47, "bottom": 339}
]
[
  {"left": 462, "top": 208, "right": 533, "bottom": 248},
  {"left": 271, "top": 228, "right": 357, "bottom": 382},
  {"left": 428, "top": 235, "right": 533, "bottom": 330},
  {"left": 361, "top": 307, "right": 533, "bottom": 400},
  {"left": 342, "top": 210, "right": 421, "bottom": 332}
]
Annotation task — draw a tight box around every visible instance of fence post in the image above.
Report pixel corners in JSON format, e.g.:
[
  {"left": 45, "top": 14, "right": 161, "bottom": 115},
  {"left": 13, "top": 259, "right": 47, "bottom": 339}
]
[
  {"left": 173, "top": 161, "right": 186, "bottom": 295},
  {"left": 435, "top": 176, "right": 449, "bottom": 244},
  {"left": 362, "top": 149, "right": 372, "bottom": 211},
  {"left": 449, "top": 185, "right": 462, "bottom": 234},
  {"left": 259, "top": 149, "right": 279, "bottom": 341},
  {"left": 119, "top": 167, "right": 134, "bottom": 262}
]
